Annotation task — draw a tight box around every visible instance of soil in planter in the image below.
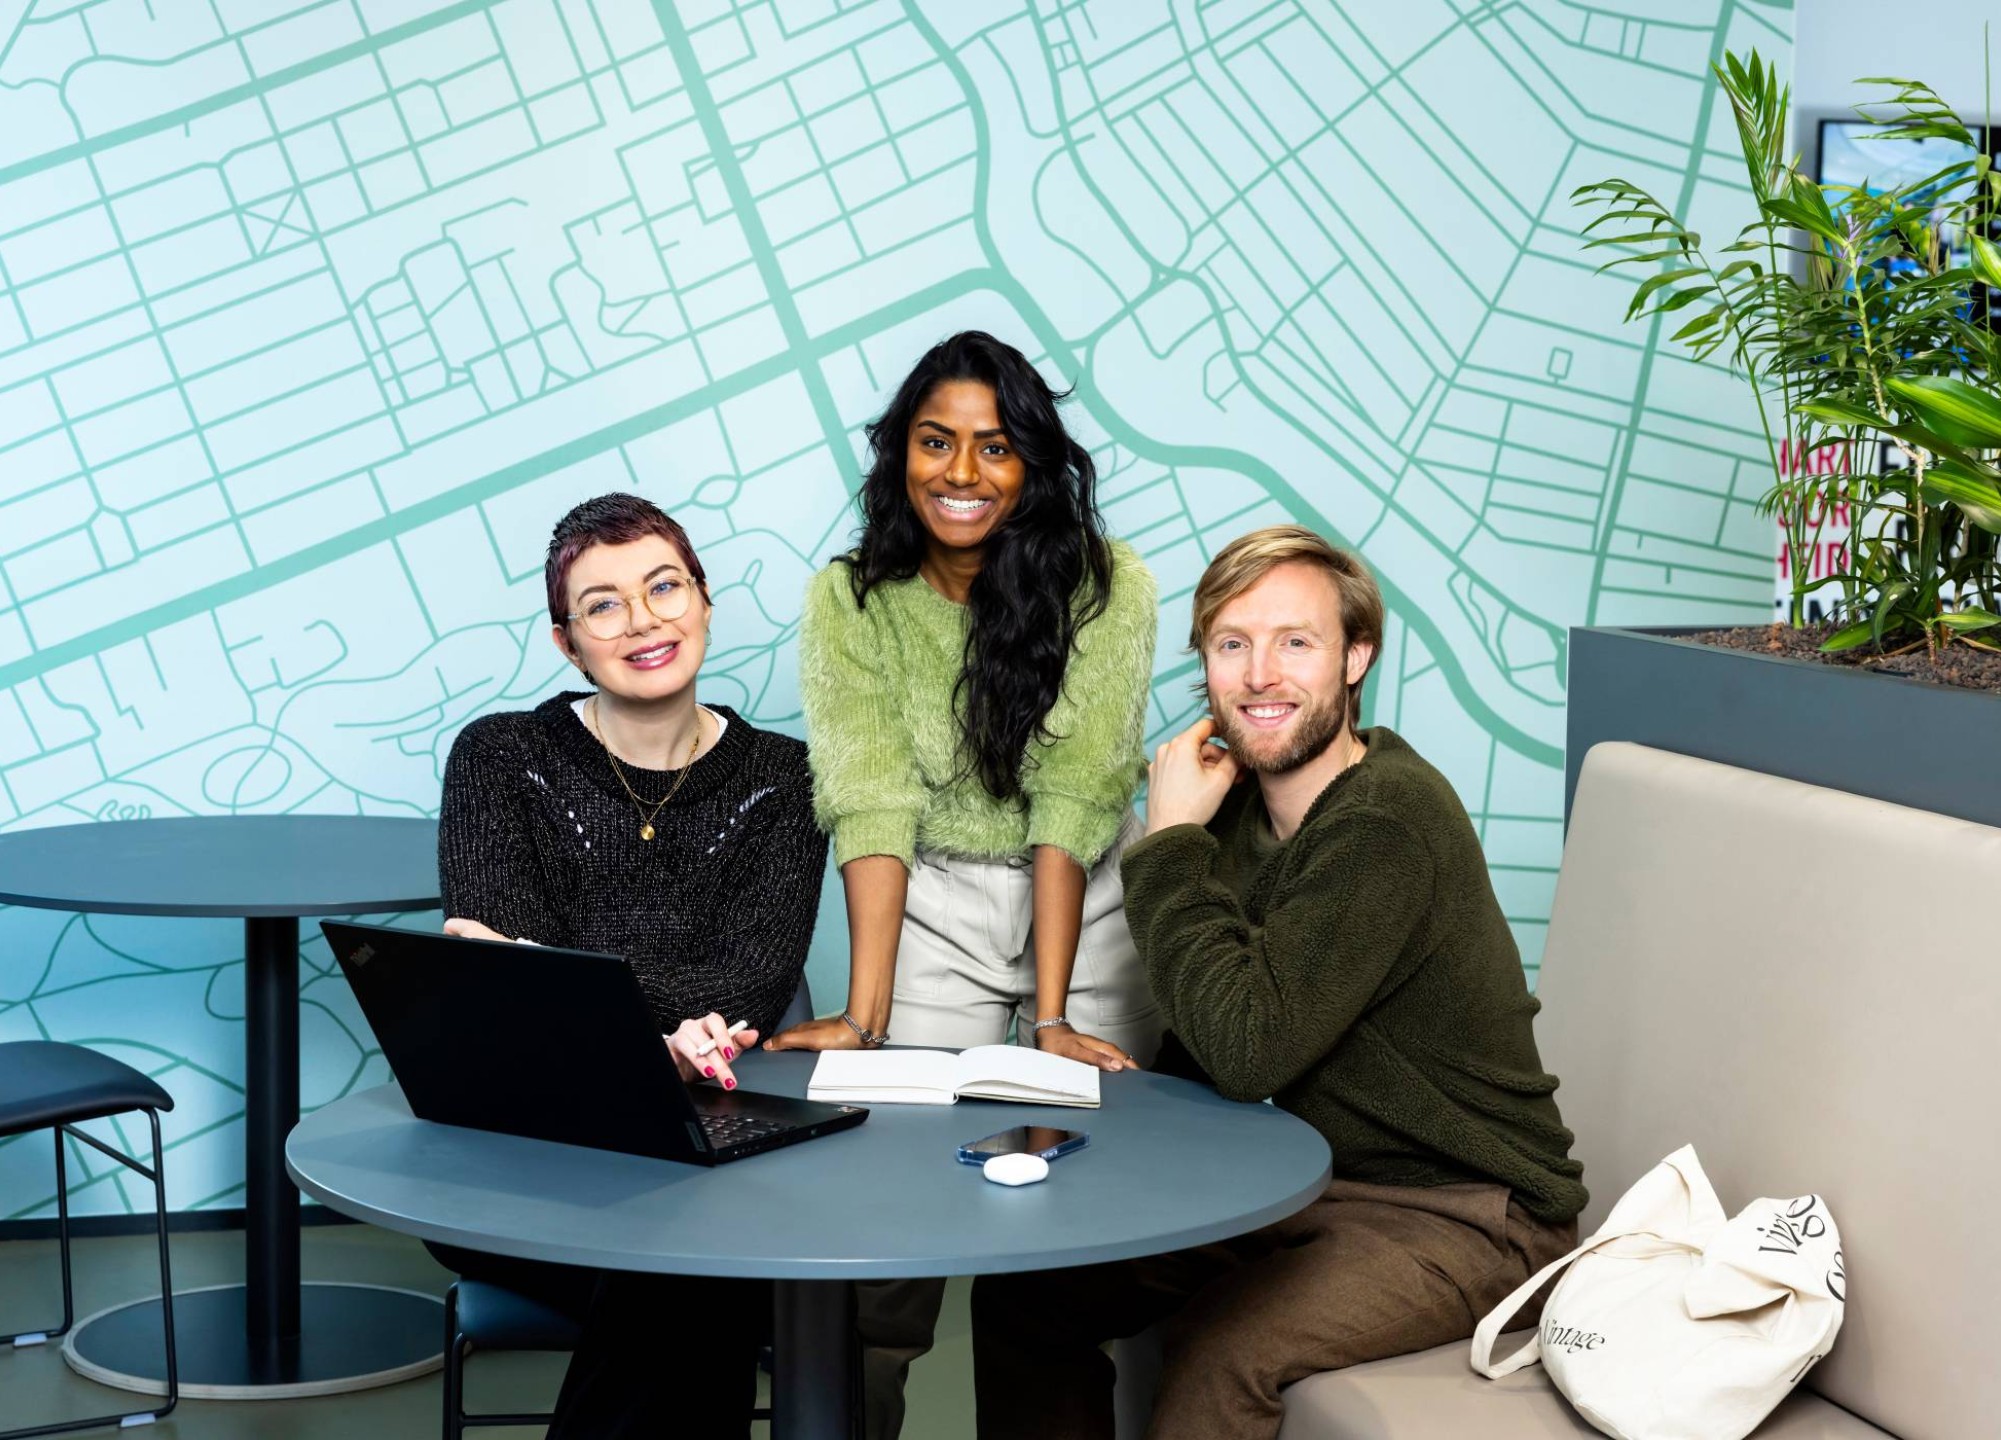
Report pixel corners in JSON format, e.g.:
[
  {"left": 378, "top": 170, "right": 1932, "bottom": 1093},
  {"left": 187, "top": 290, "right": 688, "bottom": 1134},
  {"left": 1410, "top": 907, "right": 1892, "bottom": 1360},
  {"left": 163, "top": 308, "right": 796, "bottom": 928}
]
[{"left": 1686, "top": 623, "right": 2001, "bottom": 693}]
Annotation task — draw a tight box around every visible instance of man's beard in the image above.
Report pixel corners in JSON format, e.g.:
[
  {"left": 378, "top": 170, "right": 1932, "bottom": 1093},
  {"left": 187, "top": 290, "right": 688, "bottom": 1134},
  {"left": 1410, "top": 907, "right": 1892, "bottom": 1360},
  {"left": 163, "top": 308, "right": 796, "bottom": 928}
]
[{"left": 1212, "top": 690, "right": 1349, "bottom": 775}]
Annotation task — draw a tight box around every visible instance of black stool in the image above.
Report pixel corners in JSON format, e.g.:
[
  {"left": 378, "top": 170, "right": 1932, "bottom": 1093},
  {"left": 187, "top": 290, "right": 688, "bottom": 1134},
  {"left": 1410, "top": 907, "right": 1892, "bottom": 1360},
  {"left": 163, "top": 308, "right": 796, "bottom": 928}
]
[
  {"left": 443, "top": 1281, "right": 794, "bottom": 1437},
  {"left": 442, "top": 1278, "right": 582, "bottom": 1436},
  {"left": 0, "top": 1041, "right": 177, "bottom": 1437}
]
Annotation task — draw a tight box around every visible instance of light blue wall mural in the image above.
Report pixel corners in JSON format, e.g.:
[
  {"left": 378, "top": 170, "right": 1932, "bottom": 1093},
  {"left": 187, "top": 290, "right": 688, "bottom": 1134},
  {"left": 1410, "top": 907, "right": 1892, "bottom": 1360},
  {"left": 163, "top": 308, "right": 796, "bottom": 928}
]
[{"left": 0, "top": 0, "right": 1791, "bottom": 1216}]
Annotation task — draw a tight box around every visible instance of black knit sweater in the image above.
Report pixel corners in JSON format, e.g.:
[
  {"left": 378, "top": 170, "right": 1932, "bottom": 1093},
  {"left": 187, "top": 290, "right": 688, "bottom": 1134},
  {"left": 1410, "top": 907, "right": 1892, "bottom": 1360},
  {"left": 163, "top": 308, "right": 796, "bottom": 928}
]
[{"left": 437, "top": 694, "right": 827, "bottom": 1037}]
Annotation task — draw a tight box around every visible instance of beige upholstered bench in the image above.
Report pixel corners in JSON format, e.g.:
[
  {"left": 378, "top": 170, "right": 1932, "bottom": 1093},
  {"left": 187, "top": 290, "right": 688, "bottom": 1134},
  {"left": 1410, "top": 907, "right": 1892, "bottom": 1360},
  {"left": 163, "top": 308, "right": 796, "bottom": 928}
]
[{"left": 1267, "top": 742, "right": 2001, "bottom": 1438}]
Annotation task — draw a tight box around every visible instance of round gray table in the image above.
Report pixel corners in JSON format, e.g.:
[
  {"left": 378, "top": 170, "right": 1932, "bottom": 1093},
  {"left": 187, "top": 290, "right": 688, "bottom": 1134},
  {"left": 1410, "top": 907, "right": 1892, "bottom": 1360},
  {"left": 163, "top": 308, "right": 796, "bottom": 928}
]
[
  {"left": 0, "top": 815, "right": 443, "bottom": 1398},
  {"left": 287, "top": 1049, "right": 1332, "bottom": 1438}
]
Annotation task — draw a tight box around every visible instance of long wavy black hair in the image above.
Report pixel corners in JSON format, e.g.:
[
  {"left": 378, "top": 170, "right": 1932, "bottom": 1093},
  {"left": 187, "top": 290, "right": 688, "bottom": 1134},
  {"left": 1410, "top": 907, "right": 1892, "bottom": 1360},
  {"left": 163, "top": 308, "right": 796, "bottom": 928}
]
[{"left": 843, "top": 331, "right": 1112, "bottom": 804}]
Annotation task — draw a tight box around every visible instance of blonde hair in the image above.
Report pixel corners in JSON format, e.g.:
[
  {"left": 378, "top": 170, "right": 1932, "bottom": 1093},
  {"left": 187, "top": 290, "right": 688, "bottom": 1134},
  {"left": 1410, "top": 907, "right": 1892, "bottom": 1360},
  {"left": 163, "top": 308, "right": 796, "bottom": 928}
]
[{"left": 1189, "top": 525, "right": 1385, "bottom": 727}]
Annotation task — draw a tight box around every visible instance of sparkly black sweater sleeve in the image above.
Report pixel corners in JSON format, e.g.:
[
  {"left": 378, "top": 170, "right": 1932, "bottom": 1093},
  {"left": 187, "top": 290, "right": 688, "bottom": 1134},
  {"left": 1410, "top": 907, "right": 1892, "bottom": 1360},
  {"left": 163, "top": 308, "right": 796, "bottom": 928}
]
[
  {"left": 679, "top": 767, "right": 829, "bottom": 1036},
  {"left": 439, "top": 717, "right": 567, "bottom": 947}
]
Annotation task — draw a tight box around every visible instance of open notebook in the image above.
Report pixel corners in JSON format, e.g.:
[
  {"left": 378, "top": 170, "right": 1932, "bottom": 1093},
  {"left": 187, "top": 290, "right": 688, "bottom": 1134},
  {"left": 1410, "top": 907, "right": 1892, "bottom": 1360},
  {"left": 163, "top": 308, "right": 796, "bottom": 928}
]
[{"left": 807, "top": 1045, "right": 1101, "bottom": 1108}]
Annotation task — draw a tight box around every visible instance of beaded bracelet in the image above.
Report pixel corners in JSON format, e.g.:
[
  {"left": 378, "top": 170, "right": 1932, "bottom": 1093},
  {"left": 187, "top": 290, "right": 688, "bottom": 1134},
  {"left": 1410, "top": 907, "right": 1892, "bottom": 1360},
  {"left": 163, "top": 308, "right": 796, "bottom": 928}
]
[{"left": 840, "top": 1011, "right": 889, "bottom": 1048}]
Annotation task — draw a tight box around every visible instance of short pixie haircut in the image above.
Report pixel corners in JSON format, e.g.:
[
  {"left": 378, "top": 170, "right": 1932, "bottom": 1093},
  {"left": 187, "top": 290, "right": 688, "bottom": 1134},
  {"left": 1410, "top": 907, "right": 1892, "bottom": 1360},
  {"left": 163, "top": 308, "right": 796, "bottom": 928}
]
[
  {"left": 544, "top": 493, "right": 710, "bottom": 629},
  {"left": 1189, "top": 525, "right": 1385, "bottom": 727}
]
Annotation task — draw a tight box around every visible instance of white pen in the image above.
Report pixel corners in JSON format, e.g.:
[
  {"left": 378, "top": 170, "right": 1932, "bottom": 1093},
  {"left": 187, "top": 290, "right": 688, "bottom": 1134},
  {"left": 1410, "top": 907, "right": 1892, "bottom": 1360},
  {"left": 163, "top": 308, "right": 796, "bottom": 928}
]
[{"left": 693, "top": 1020, "right": 749, "bottom": 1058}]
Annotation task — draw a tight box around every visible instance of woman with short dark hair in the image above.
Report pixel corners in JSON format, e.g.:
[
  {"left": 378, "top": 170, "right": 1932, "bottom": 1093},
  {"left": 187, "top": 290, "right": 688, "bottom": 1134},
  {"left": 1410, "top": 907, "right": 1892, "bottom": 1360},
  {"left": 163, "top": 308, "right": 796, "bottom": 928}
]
[
  {"left": 437, "top": 491, "right": 826, "bottom": 1437},
  {"left": 767, "top": 330, "right": 1163, "bottom": 1436}
]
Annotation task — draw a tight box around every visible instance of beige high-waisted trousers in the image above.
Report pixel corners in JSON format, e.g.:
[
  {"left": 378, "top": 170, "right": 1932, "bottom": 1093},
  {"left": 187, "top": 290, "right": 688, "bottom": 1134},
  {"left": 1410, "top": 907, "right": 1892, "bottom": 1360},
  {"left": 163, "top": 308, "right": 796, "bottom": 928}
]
[{"left": 856, "top": 813, "right": 1165, "bottom": 1440}]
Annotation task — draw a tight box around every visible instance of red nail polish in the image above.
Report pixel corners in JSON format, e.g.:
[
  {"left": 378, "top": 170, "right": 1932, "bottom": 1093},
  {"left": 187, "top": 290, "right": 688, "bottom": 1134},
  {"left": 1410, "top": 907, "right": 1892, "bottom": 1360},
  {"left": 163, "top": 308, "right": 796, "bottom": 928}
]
[
  {"left": 724, "top": 1078, "right": 736, "bottom": 1090},
  {"left": 723, "top": 1047, "right": 735, "bottom": 1060},
  {"left": 704, "top": 1066, "right": 715, "bottom": 1078}
]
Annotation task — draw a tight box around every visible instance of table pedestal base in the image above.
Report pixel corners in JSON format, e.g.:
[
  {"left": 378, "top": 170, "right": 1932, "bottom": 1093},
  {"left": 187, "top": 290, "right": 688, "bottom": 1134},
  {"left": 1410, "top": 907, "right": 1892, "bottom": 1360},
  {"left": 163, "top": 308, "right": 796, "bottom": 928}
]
[
  {"left": 62, "top": 1282, "right": 443, "bottom": 1400},
  {"left": 774, "top": 1279, "right": 855, "bottom": 1440}
]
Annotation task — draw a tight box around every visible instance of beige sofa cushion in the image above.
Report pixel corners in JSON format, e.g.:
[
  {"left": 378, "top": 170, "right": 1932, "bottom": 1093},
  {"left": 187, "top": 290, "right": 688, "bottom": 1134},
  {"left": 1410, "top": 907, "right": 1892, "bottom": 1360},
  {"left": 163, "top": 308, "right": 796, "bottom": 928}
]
[
  {"left": 1523, "top": 743, "right": 2001, "bottom": 1438},
  {"left": 1274, "top": 743, "right": 2001, "bottom": 1440},
  {"left": 1277, "top": 1341, "right": 1890, "bottom": 1439}
]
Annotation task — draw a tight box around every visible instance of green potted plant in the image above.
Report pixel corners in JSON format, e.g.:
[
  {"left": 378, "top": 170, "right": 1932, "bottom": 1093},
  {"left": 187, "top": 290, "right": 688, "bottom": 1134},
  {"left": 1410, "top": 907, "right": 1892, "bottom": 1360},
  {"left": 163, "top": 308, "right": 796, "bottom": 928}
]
[{"left": 1562, "top": 49, "right": 2001, "bottom": 827}]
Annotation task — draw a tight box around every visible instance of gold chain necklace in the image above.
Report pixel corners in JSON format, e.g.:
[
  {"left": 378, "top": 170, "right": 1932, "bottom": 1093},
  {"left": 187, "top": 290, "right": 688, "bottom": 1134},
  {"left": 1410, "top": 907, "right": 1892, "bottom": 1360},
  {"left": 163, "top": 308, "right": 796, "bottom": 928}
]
[{"left": 587, "top": 697, "right": 702, "bottom": 841}]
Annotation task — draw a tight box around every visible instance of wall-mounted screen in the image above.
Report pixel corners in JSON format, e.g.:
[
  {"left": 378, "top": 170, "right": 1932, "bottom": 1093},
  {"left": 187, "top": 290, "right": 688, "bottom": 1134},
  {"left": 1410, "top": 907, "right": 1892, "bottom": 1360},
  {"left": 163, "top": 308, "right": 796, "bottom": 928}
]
[{"left": 1815, "top": 118, "right": 1995, "bottom": 292}]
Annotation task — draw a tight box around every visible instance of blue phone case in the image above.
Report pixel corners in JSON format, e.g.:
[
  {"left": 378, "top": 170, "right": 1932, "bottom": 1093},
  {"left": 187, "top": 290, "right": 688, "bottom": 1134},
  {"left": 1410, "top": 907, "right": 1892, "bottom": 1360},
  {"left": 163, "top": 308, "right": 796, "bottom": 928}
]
[{"left": 956, "top": 1128, "right": 1090, "bottom": 1165}]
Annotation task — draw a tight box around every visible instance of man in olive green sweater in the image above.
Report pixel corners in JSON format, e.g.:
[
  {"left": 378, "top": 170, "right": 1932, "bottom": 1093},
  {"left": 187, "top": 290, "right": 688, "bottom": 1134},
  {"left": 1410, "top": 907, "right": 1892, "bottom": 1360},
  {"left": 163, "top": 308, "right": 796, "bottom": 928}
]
[{"left": 972, "top": 526, "right": 1587, "bottom": 1440}]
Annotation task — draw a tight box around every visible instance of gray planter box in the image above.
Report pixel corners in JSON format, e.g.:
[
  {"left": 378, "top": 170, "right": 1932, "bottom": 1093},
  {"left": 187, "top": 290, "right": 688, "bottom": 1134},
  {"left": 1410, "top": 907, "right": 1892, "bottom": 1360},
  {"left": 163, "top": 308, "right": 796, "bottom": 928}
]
[{"left": 1565, "top": 626, "right": 2001, "bottom": 829}]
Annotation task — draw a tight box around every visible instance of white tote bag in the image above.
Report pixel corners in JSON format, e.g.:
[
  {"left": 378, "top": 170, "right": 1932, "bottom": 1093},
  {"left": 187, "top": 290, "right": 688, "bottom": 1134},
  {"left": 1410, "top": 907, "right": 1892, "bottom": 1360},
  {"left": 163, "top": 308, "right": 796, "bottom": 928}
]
[{"left": 1470, "top": 1145, "right": 1845, "bottom": 1440}]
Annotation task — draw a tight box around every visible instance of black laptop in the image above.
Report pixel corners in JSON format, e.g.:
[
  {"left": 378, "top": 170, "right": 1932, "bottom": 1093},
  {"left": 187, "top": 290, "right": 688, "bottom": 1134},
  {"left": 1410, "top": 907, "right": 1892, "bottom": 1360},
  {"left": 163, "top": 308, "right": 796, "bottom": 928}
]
[{"left": 322, "top": 921, "right": 867, "bottom": 1165}]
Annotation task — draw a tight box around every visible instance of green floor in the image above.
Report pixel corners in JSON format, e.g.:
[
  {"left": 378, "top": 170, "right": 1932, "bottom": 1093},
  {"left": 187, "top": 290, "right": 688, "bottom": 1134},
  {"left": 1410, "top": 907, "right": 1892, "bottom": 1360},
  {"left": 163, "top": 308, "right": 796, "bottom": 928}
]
[{"left": 0, "top": 1224, "right": 977, "bottom": 1437}]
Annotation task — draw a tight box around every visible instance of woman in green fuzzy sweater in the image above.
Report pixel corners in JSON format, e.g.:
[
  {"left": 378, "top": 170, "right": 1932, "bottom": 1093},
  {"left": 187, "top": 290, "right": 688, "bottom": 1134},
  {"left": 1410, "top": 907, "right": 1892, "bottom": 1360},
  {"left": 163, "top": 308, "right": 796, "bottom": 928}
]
[{"left": 765, "top": 330, "right": 1162, "bottom": 1439}]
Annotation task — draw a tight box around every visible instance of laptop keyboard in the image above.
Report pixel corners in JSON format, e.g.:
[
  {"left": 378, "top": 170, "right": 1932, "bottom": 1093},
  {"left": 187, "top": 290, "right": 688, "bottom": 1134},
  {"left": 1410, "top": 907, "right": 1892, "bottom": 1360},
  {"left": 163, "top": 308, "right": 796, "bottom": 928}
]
[{"left": 699, "top": 1112, "right": 791, "bottom": 1149}]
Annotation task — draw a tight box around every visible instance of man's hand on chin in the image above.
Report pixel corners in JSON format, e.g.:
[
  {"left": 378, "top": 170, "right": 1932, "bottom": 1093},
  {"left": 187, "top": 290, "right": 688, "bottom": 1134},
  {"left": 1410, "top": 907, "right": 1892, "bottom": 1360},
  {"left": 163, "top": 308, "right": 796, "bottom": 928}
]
[{"left": 1144, "top": 717, "right": 1243, "bottom": 837}]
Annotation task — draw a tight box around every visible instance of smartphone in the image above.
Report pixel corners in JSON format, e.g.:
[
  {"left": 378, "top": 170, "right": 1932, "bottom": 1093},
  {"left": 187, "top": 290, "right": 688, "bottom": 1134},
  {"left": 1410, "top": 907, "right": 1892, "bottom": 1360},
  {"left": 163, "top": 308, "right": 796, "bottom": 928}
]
[{"left": 956, "top": 1125, "right": 1089, "bottom": 1165}]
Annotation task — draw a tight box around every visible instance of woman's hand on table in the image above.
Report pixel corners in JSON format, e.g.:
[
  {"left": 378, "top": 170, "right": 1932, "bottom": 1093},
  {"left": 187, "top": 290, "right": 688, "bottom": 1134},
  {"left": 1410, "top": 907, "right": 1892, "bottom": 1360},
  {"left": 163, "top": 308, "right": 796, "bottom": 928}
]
[
  {"left": 665, "top": 1013, "right": 759, "bottom": 1089},
  {"left": 1035, "top": 1023, "right": 1140, "bottom": 1073},
  {"left": 443, "top": 917, "right": 538, "bottom": 944},
  {"left": 763, "top": 1015, "right": 868, "bottom": 1052}
]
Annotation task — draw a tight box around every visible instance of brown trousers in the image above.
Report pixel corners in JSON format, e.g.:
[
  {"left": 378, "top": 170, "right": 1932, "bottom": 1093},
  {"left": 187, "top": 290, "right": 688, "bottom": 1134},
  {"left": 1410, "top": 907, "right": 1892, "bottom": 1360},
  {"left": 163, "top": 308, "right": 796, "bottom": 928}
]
[{"left": 972, "top": 1178, "right": 1576, "bottom": 1440}]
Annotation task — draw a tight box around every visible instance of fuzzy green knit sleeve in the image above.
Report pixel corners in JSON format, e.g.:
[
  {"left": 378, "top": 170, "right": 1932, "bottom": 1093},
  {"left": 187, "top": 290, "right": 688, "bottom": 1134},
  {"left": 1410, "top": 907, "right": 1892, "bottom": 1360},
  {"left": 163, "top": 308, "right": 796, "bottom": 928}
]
[
  {"left": 798, "top": 561, "right": 928, "bottom": 869},
  {"left": 1022, "top": 540, "right": 1157, "bottom": 868}
]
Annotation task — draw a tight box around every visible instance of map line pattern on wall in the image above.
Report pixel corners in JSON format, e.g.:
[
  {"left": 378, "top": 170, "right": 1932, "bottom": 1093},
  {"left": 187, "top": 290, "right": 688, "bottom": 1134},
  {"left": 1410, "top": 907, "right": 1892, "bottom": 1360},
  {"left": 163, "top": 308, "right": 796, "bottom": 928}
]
[{"left": 0, "top": 0, "right": 1789, "bottom": 1215}]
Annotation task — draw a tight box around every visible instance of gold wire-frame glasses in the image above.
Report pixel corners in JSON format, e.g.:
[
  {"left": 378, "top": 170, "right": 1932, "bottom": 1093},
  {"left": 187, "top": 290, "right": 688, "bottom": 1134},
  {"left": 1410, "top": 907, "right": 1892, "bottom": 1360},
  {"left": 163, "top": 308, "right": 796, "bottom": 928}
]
[{"left": 566, "top": 573, "right": 696, "bottom": 640}]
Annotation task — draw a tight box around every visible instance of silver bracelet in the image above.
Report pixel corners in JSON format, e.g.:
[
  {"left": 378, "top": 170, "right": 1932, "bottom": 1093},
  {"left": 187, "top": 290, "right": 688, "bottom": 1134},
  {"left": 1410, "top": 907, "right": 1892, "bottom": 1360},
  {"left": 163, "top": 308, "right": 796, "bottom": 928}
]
[
  {"left": 1031, "top": 1016, "right": 1071, "bottom": 1034},
  {"left": 840, "top": 1011, "right": 889, "bottom": 1048}
]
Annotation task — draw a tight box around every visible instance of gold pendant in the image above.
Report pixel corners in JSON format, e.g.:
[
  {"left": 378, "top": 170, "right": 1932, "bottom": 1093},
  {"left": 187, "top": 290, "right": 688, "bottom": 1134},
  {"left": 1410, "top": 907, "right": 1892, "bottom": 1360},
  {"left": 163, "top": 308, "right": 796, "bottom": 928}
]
[{"left": 639, "top": 823, "right": 655, "bottom": 841}]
